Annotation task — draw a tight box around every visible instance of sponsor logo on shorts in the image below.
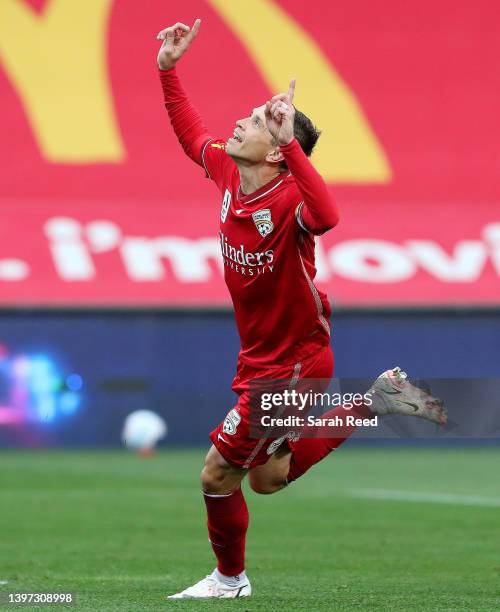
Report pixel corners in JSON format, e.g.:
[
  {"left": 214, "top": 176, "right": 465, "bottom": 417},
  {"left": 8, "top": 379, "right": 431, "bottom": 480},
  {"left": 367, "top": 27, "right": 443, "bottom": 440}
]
[
  {"left": 287, "top": 430, "right": 301, "bottom": 443},
  {"left": 267, "top": 430, "right": 301, "bottom": 455},
  {"left": 267, "top": 436, "right": 286, "bottom": 455},
  {"left": 222, "top": 408, "right": 241, "bottom": 436}
]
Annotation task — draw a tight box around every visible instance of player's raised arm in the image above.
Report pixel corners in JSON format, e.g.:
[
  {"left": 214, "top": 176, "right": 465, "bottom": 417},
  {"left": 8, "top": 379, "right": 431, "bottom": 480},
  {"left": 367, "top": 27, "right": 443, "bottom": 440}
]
[
  {"left": 264, "top": 81, "right": 340, "bottom": 235},
  {"left": 156, "top": 19, "right": 210, "bottom": 166}
]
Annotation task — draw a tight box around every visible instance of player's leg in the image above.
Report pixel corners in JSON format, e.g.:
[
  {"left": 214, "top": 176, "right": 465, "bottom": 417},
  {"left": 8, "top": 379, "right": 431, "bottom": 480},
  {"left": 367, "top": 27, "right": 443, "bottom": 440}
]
[
  {"left": 248, "top": 443, "right": 291, "bottom": 494},
  {"left": 250, "top": 358, "right": 448, "bottom": 489},
  {"left": 201, "top": 443, "right": 246, "bottom": 494},
  {"left": 201, "top": 445, "right": 251, "bottom": 583},
  {"left": 246, "top": 402, "right": 367, "bottom": 490},
  {"left": 286, "top": 367, "right": 447, "bottom": 484},
  {"left": 285, "top": 402, "right": 370, "bottom": 483},
  {"left": 169, "top": 386, "right": 260, "bottom": 600},
  {"left": 168, "top": 445, "right": 251, "bottom": 599}
]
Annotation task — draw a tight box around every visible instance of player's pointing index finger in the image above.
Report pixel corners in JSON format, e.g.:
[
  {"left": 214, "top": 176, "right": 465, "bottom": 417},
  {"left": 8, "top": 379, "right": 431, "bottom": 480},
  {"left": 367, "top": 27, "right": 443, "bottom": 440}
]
[
  {"left": 288, "top": 79, "right": 296, "bottom": 103},
  {"left": 187, "top": 18, "right": 201, "bottom": 40}
]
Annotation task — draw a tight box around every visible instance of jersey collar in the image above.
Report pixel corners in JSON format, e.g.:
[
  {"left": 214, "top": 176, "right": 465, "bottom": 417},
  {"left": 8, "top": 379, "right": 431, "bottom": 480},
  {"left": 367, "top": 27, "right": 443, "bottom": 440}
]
[{"left": 237, "top": 171, "right": 290, "bottom": 206}]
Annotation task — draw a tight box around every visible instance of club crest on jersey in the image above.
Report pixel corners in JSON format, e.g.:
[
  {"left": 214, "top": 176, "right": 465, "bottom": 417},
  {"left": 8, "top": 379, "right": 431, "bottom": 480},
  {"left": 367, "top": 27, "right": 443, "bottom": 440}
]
[
  {"left": 222, "top": 408, "right": 241, "bottom": 436},
  {"left": 221, "top": 189, "right": 231, "bottom": 223},
  {"left": 252, "top": 208, "right": 274, "bottom": 237}
]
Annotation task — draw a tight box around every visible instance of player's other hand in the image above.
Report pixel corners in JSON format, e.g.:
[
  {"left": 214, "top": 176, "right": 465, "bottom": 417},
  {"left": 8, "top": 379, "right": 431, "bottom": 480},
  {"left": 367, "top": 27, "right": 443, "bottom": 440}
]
[
  {"left": 264, "top": 80, "right": 296, "bottom": 146},
  {"left": 156, "top": 19, "right": 201, "bottom": 70}
]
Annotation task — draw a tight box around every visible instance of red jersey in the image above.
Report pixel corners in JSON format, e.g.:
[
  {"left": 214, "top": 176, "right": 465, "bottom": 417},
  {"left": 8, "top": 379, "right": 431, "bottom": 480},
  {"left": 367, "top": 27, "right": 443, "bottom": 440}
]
[{"left": 160, "top": 69, "right": 340, "bottom": 368}]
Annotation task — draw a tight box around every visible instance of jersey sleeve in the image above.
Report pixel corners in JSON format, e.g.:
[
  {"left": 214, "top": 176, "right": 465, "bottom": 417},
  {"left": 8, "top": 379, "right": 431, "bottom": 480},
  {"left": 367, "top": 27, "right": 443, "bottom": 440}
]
[
  {"left": 280, "top": 139, "right": 339, "bottom": 235},
  {"left": 201, "top": 139, "right": 236, "bottom": 191},
  {"left": 159, "top": 68, "right": 236, "bottom": 190},
  {"left": 159, "top": 67, "right": 209, "bottom": 166}
]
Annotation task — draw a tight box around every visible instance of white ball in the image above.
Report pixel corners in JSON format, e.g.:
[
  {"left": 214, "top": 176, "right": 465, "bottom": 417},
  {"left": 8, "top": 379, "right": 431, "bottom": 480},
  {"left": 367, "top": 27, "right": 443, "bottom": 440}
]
[{"left": 122, "top": 410, "right": 167, "bottom": 450}]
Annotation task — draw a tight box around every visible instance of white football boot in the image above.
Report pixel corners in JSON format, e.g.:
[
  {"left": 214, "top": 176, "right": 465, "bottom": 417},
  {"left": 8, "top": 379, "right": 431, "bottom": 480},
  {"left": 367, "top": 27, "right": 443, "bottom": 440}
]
[
  {"left": 369, "top": 367, "right": 447, "bottom": 425},
  {"left": 167, "top": 571, "right": 251, "bottom": 599}
]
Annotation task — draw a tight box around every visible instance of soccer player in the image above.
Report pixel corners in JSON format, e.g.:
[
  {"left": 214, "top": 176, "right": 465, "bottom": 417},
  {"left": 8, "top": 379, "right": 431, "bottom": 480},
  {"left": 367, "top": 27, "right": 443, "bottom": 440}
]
[{"left": 156, "top": 19, "right": 447, "bottom": 599}]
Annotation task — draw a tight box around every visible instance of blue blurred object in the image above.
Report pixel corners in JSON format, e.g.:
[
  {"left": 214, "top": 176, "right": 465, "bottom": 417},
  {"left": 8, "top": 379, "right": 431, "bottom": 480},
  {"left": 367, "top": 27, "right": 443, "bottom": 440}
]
[{"left": 0, "top": 347, "right": 83, "bottom": 430}]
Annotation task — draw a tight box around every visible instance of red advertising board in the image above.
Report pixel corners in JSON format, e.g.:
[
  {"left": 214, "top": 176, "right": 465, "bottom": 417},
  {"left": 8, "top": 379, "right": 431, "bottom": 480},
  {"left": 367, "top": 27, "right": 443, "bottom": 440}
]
[{"left": 0, "top": 0, "right": 499, "bottom": 306}]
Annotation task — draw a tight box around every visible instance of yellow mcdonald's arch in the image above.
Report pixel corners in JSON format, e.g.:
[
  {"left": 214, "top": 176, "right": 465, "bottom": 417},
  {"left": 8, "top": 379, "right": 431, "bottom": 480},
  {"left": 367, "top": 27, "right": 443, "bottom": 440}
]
[
  {"left": 208, "top": 0, "right": 392, "bottom": 183},
  {"left": 0, "top": 0, "right": 124, "bottom": 163},
  {"left": 0, "top": 0, "right": 391, "bottom": 180}
]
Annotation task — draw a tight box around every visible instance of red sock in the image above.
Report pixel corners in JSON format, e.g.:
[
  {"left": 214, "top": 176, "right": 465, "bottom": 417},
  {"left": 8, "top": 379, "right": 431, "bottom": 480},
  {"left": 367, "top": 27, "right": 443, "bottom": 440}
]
[
  {"left": 203, "top": 487, "right": 249, "bottom": 575},
  {"left": 287, "top": 403, "right": 371, "bottom": 483}
]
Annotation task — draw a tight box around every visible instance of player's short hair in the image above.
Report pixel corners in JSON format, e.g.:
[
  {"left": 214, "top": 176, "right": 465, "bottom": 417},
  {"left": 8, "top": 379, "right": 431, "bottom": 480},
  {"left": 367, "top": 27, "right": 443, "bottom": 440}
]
[
  {"left": 275, "top": 108, "right": 321, "bottom": 169},
  {"left": 293, "top": 108, "right": 321, "bottom": 156}
]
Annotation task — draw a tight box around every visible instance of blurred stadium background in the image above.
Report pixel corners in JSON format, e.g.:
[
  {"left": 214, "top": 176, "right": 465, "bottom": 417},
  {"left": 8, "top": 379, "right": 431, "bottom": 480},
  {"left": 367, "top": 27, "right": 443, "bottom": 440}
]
[{"left": 0, "top": 1, "right": 499, "bottom": 609}]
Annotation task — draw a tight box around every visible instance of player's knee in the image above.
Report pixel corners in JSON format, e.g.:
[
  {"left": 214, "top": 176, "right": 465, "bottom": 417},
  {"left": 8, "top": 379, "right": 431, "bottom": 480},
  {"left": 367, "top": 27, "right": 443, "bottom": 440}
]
[
  {"left": 248, "top": 475, "right": 286, "bottom": 495},
  {"left": 200, "top": 451, "right": 237, "bottom": 495},
  {"left": 200, "top": 462, "right": 224, "bottom": 493}
]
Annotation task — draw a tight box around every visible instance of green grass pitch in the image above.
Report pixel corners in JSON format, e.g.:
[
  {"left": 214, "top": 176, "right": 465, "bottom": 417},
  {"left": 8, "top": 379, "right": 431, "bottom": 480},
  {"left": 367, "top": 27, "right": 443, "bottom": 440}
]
[{"left": 1, "top": 447, "right": 499, "bottom": 611}]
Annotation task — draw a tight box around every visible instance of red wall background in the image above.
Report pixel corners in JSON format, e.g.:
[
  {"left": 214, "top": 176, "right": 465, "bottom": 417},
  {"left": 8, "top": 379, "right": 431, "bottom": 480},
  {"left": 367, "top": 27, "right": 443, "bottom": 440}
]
[{"left": 0, "top": 0, "right": 498, "bottom": 306}]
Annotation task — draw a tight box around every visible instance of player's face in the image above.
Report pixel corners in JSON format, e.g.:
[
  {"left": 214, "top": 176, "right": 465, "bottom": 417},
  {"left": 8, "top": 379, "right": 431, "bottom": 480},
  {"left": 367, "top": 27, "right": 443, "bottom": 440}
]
[{"left": 226, "top": 105, "right": 276, "bottom": 163}]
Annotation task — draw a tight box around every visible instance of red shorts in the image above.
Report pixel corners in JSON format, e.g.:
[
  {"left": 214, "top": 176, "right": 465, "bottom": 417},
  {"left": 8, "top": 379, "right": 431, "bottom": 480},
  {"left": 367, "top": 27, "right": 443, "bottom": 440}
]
[{"left": 209, "top": 345, "right": 334, "bottom": 469}]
